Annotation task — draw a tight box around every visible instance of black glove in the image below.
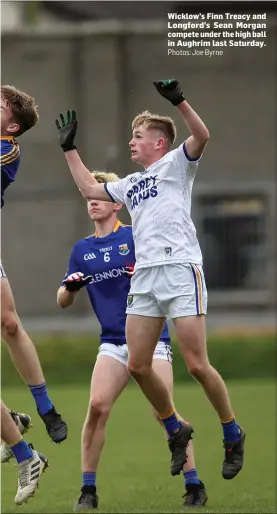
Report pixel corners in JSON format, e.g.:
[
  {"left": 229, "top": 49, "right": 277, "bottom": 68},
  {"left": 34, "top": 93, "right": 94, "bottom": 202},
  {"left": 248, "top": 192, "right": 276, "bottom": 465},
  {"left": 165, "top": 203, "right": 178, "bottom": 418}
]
[
  {"left": 55, "top": 110, "right": 77, "bottom": 152},
  {"left": 153, "top": 79, "right": 185, "bottom": 106},
  {"left": 62, "top": 272, "right": 92, "bottom": 292}
]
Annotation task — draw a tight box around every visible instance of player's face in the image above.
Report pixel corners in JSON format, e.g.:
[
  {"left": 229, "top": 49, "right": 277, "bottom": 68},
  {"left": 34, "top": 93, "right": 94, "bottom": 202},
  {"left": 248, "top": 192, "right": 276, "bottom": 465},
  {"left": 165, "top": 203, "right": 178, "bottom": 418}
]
[
  {"left": 129, "top": 125, "right": 164, "bottom": 166},
  {"left": 87, "top": 199, "right": 116, "bottom": 221},
  {"left": 0, "top": 98, "right": 19, "bottom": 135}
]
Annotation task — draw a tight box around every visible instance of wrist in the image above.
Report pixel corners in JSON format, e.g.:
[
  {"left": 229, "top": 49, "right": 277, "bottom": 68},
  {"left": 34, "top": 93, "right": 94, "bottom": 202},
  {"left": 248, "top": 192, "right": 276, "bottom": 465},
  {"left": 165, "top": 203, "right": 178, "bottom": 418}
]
[
  {"left": 63, "top": 145, "right": 77, "bottom": 153},
  {"left": 175, "top": 99, "right": 187, "bottom": 109},
  {"left": 64, "top": 285, "right": 79, "bottom": 294},
  {"left": 172, "top": 94, "right": 185, "bottom": 107}
]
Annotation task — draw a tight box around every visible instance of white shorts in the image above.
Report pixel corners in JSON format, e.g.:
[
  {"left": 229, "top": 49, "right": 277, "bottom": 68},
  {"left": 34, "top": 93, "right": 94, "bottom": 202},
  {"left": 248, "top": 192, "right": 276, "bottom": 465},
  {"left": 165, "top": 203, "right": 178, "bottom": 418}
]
[
  {"left": 97, "top": 340, "right": 172, "bottom": 366},
  {"left": 126, "top": 263, "right": 207, "bottom": 320}
]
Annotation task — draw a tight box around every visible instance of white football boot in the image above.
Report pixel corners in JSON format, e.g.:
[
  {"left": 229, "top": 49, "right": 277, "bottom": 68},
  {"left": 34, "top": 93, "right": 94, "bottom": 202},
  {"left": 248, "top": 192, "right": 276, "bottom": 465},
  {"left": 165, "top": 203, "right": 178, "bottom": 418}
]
[{"left": 15, "top": 444, "right": 48, "bottom": 505}]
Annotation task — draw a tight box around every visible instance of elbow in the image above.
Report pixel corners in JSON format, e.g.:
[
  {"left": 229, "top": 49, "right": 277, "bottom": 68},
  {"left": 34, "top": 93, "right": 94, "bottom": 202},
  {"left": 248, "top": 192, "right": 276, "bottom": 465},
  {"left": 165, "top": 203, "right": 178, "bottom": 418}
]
[
  {"left": 201, "top": 127, "right": 210, "bottom": 144},
  {"left": 57, "top": 289, "right": 68, "bottom": 309},
  {"left": 57, "top": 297, "right": 69, "bottom": 309},
  {"left": 57, "top": 296, "right": 65, "bottom": 309},
  {"left": 77, "top": 187, "right": 89, "bottom": 200},
  {"left": 197, "top": 130, "right": 209, "bottom": 151},
  {"left": 79, "top": 187, "right": 94, "bottom": 201}
]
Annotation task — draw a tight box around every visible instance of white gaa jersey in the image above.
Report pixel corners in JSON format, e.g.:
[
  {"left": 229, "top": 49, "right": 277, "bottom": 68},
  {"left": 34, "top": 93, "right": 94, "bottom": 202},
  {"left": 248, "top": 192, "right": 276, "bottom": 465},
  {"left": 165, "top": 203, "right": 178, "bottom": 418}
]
[{"left": 104, "top": 142, "right": 203, "bottom": 270}]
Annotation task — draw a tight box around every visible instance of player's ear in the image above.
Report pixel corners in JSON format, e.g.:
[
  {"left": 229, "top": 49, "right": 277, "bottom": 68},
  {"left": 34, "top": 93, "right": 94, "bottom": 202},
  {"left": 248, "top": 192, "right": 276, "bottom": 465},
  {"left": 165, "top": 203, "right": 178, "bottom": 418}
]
[
  {"left": 114, "top": 203, "right": 123, "bottom": 212},
  {"left": 156, "top": 136, "right": 166, "bottom": 150},
  {"left": 7, "top": 122, "right": 20, "bottom": 135}
]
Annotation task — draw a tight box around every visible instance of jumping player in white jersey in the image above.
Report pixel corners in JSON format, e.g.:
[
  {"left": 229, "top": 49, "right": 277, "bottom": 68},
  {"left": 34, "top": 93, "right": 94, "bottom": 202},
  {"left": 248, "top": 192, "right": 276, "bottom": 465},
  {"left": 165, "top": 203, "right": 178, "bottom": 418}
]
[
  {"left": 57, "top": 171, "right": 207, "bottom": 510},
  {"left": 55, "top": 80, "right": 245, "bottom": 481}
]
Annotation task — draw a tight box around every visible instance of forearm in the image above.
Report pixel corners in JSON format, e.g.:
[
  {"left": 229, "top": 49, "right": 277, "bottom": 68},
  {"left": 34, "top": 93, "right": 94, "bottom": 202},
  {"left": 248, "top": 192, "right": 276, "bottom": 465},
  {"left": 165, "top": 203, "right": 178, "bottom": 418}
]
[
  {"left": 177, "top": 101, "right": 209, "bottom": 142},
  {"left": 64, "top": 150, "right": 98, "bottom": 198},
  {"left": 57, "top": 286, "right": 77, "bottom": 308},
  {"left": 56, "top": 110, "right": 112, "bottom": 200},
  {"left": 64, "top": 151, "right": 111, "bottom": 201}
]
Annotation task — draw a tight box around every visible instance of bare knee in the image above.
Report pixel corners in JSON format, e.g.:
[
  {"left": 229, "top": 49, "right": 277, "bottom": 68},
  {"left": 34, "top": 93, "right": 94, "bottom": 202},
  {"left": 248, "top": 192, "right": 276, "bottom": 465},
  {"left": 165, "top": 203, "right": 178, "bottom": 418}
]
[
  {"left": 1, "top": 311, "right": 19, "bottom": 339},
  {"left": 87, "top": 398, "right": 111, "bottom": 424},
  {"left": 186, "top": 358, "right": 210, "bottom": 382},
  {"left": 127, "top": 361, "right": 151, "bottom": 380}
]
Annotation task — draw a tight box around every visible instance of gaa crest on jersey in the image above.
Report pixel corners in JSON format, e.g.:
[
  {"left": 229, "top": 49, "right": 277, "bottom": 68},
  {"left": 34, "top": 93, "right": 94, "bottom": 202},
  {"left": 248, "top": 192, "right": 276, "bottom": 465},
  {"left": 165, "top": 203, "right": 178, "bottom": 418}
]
[
  {"left": 127, "top": 294, "right": 134, "bottom": 307},
  {"left": 119, "top": 243, "right": 130, "bottom": 255}
]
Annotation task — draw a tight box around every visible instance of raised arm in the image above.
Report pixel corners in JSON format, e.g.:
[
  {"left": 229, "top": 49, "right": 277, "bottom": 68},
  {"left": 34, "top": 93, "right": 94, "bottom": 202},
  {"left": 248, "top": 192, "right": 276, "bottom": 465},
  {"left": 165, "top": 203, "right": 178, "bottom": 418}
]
[
  {"left": 153, "top": 79, "right": 209, "bottom": 159},
  {"left": 64, "top": 150, "right": 110, "bottom": 201},
  {"left": 55, "top": 110, "right": 111, "bottom": 201}
]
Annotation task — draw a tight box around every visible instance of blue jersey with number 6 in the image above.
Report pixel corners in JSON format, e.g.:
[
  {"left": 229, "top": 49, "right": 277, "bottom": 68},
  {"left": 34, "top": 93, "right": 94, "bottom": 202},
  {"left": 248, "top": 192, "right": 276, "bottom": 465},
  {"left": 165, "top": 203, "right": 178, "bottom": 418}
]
[{"left": 63, "top": 221, "right": 171, "bottom": 346}]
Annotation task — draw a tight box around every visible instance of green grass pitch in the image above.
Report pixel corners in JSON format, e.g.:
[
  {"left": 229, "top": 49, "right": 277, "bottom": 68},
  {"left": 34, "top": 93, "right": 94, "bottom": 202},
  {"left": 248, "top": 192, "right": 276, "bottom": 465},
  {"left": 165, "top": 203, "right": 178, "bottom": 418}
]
[{"left": 1, "top": 379, "right": 276, "bottom": 513}]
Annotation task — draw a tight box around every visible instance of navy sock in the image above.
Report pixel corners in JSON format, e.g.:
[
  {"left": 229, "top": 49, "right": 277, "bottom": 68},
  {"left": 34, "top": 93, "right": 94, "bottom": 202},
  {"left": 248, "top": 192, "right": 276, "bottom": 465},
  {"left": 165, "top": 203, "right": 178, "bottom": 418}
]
[
  {"left": 10, "top": 439, "right": 33, "bottom": 464},
  {"left": 161, "top": 411, "right": 182, "bottom": 438},
  {"left": 221, "top": 417, "right": 241, "bottom": 443},
  {"left": 183, "top": 468, "right": 200, "bottom": 486},
  {"left": 28, "top": 382, "right": 53, "bottom": 415},
  {"left": 83, "top": 472, "right": 96, "bottom": 487}
]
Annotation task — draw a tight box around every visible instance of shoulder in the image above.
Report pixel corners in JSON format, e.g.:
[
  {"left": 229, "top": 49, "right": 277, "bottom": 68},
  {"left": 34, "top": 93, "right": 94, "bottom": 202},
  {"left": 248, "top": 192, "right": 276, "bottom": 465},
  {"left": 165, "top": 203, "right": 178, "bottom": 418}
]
[
  {"left": 118, "top": 224, "right": 133, "bottom": 238},
  {"left": 119, "top": 223, "right": 132, "bottom": 232},
  {"left": 1, "top": 137, "right": 20, "bottom": 158},
  {"left": 72, "top": 236, "right": 94, "bottom": 253},
  {"left": 172, "top": 142, "right": 201, "bottom": 164}
]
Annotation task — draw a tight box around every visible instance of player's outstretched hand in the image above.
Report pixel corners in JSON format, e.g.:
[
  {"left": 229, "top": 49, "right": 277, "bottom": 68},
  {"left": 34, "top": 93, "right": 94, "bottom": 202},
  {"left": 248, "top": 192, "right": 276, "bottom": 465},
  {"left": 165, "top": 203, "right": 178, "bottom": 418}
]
[
  {"left": 55, "top": 110, "right": 77, "bottom": 152},
  {"left": 62, "top": 272, "right": 92, "bottom": 292},
  {"left": 153, "top": 79, "right": 185, "bottom": 106}
]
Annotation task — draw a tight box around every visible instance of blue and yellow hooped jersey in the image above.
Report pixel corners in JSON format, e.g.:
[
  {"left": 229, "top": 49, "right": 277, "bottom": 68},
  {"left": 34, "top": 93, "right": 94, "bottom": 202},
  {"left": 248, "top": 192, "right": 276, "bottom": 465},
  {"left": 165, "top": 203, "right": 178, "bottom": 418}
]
[
  {"left": 1, "top": 136, "right": 21, "bottom": 208},
  {"left": 63, "top": 221, "right": 171, "bottom": 346}
]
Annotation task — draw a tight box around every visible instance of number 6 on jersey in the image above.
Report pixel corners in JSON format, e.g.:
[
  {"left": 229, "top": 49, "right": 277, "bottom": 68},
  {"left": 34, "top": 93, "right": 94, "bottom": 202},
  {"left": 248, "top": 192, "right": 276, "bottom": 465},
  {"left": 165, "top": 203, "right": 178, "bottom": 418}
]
[{"left": 104, "top": 252, "right": 110, "bottom": 262}]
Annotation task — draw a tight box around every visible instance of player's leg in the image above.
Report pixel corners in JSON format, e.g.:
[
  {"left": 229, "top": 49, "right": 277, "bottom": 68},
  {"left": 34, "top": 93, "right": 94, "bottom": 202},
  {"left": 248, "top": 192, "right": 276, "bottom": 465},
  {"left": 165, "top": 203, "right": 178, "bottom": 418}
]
[
  {"left": 1, "top": 409, "right": 33, "bottom": 463},
  {"left": 126, "top": 313, "right": 172, "bottom": 414},
  {"left": 174, "top": 315, "right": 245, "bottom": 479},
  {"left": 1, "top": 275, "right": 67, "bottom": 443},
  {"left": 74, "top": 344, "right": 130, "bottom": 511},
  {"left": 1, "top": 400, "right": 48, "bottom": 505},
  {"left": 168, "top": 264, "right": 245, "bottom": 479},
  {"left": 152, "top": 348, "right": 207, "bottom": 507},
  {"left": 126, "top": 292, "right": 193, "bottom": 475}
]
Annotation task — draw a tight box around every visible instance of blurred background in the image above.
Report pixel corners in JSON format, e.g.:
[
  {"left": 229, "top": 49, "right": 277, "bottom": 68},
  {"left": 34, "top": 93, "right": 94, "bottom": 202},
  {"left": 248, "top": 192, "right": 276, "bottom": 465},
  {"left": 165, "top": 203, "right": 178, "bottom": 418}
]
[{"left": 1, "top": 1, "right": 276, "bottom": 335}]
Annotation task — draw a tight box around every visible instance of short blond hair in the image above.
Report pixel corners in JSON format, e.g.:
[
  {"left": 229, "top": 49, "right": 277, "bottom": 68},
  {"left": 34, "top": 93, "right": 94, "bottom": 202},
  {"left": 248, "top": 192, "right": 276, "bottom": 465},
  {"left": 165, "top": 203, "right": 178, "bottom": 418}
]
[
  {"left": 1, "top": 85, "right": 39, "bottom": 137},
  {"left": 132, "top": 110, "right": 177, "bottom": 148},
  {"left": 90, "top": 170, "right": 120, "bottom": 184}
]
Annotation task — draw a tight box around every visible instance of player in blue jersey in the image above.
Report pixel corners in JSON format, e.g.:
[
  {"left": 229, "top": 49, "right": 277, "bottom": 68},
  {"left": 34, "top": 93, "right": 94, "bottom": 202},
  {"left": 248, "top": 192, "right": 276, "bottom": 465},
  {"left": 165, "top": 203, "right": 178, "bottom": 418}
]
[
  {"left": 1, "top": 86, "right": 67, "bottom": 449},
  {"left": 57, "top": 171, "right": 207, "bottom": 510}
]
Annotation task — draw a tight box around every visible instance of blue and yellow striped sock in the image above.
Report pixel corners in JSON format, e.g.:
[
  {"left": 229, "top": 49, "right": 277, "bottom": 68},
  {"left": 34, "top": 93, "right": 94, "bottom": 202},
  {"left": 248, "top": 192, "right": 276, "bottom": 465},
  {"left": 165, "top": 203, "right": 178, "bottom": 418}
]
[
  {"left": 183, "top": 468, "right": 200, "bottom": 486},
  {"left": 160, "top": 408, "right": 182, "bottom": 439},
  {"left": 83, "top": 472, "right": 96, "bottom": 487},
  {"left": 10, "top": 438, "right": 33, "bottom": 464},
  {"left": 221, "top": 415, "right": 241, "bottom": 443}
]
